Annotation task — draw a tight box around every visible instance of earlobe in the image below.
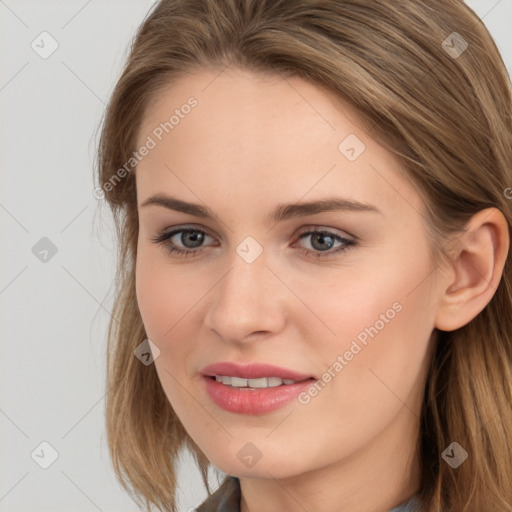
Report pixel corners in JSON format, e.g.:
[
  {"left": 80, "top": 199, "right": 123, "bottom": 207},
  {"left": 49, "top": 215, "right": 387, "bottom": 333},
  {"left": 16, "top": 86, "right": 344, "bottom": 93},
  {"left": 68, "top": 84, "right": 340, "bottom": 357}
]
[{"left": 434, "top": 207, "right": 510, "bottom": 332}]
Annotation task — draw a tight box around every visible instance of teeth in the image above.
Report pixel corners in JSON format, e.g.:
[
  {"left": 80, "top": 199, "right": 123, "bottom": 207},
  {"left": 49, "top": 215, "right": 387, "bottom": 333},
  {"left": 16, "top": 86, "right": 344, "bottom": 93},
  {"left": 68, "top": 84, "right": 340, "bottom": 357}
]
[{"left": 214, "top": 375, "right": 299, "bottom": 388}]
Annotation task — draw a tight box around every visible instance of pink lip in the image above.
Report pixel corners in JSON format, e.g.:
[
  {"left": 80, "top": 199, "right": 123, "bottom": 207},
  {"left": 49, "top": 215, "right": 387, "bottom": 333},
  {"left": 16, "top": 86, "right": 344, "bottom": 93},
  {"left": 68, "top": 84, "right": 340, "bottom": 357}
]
[
  {"left": 202, "top": 376, "right": 315, "bottom": 415},
  {"left": 200, "top": 362, "right": 314, "bottom": 381},
  {"left": 200, "top": 362, "right": 316, "bottom": 415}
]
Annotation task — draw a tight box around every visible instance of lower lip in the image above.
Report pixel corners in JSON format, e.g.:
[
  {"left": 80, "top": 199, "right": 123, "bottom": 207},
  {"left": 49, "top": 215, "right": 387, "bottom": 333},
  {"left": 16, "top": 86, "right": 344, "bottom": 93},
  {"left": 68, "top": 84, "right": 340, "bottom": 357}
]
[{"left": 202, "top": 375, "right": 316, "bottom": 415}]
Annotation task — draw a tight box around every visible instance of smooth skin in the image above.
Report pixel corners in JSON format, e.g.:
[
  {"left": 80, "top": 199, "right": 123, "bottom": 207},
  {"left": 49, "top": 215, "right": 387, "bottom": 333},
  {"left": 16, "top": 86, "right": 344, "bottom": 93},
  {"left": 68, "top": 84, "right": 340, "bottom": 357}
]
[{"left": 134, "top": 67, "right": 509, "bottom": 512}]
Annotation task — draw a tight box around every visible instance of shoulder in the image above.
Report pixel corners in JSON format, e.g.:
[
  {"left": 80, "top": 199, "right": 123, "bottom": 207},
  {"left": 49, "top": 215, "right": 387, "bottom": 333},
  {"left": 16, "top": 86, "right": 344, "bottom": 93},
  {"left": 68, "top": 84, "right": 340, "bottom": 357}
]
[
  {"left": 195, "top": 475, "right": 241, "bottom": 512},
  {"left": 194, "top": 476, "right": 420, "bottom": 512},
  {"left": 388, "top": 494, "right": 421, "bottom": 512}
]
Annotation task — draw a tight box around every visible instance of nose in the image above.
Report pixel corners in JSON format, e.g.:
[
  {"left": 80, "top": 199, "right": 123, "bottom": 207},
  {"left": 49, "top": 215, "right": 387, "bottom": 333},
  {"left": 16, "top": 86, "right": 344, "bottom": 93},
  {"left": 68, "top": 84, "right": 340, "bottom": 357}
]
[{"left": 203, "top": 249, "right": 287, "bottom": 345}]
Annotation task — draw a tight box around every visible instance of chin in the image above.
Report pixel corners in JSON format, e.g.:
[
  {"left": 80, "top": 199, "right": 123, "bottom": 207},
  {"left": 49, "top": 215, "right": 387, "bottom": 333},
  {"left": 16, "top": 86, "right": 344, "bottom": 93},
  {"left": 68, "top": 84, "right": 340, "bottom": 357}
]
[{"left": 210, "top": 453, "right": 305, "bottom": 480}]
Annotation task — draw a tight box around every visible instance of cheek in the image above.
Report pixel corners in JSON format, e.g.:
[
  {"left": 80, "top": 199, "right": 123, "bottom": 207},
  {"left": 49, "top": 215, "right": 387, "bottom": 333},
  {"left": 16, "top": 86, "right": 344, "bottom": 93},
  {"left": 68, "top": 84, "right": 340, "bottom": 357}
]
[
  {"left": 307, "top": 256, "right": 435, "bottom": 423},
  {"left": 307, "top": 233, "right": 435, "bottom": 353},
  {"left": 134, "top": 250, "right": 215, "bottom": 446},
  {"left": 135, "top": 250, "right": 169, "bottom": 340},
  {"left": 135, "top": 245, "right": 198, "bottom": 343}
]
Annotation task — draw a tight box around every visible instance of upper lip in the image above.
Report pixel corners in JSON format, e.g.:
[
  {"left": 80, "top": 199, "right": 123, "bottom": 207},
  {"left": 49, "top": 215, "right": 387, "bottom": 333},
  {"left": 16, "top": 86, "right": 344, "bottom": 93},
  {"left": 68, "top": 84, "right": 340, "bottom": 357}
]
[{"left": 201, "top": 362, "right": 314, "bottom": 381}]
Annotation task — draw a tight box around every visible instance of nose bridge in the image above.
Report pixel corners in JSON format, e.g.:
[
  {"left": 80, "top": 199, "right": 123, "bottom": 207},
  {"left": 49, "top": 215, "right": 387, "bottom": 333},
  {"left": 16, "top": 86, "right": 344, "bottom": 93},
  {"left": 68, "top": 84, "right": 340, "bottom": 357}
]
[
  {"left": 225, "top": 256, "right": 265, "bottom": 302},
  {"left": 205, "top": 244, "right": 285, "bottom": 341},
  {"left": 218, "top": 248, "right": 272, "bottom": 315}
]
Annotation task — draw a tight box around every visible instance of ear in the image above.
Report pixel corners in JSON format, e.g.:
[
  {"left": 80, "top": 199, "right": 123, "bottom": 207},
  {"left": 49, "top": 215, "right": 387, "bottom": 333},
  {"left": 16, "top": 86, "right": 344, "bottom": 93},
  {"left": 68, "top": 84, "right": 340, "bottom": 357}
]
[{"left": 434, "top": 207, "right": 510, "bottom": 332}]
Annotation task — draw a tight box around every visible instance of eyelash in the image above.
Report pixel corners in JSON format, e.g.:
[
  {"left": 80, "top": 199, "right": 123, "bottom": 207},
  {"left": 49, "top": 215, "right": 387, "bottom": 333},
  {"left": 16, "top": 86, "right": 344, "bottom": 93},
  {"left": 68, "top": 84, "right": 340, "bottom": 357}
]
[{"left": 151, "top": 227, "right": 357, "bottom": 259}]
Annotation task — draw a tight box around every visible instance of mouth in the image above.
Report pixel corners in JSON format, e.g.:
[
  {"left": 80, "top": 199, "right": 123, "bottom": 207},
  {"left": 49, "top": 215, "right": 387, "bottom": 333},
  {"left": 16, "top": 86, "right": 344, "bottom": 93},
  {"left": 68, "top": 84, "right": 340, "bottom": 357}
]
[
  {"left": 200, "top": 362, "right": 317, "bottom": 414},
  {"left": 202, "top": 375, "right": 316, "bottom": 415}
]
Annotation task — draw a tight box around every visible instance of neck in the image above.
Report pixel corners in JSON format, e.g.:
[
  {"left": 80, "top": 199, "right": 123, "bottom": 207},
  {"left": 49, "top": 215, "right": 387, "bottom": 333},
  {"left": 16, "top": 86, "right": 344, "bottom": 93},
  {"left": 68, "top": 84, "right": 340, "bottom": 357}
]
[{"left": 239, "top": 407, "right": 421, "bottom": 512}]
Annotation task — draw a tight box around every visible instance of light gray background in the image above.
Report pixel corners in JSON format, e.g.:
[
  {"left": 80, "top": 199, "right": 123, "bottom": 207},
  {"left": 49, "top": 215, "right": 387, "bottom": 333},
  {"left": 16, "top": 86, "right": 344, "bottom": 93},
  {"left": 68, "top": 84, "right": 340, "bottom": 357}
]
[{"left": 1, "top": 1, "right": 511, "bottom": 511}]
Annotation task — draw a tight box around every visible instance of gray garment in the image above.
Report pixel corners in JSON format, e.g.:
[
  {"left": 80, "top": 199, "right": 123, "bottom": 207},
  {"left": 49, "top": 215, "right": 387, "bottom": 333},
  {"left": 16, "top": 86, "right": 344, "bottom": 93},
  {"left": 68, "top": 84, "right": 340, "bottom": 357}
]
[{"left": 196, "top": 476, "right": 421, "bottom": 512}]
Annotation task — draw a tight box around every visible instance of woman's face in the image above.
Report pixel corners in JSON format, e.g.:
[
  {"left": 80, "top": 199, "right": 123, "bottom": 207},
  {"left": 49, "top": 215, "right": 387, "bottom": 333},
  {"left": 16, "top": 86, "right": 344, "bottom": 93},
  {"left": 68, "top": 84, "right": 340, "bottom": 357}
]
[{"left": 134, "top": 67, "right": 442, "bottom": 479}]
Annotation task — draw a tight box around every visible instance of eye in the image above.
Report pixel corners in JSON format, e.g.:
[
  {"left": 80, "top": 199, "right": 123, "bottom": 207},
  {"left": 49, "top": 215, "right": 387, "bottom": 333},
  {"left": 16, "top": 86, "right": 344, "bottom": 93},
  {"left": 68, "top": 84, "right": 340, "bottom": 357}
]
[
  {"left": 150, "top": 227, "right": 215, "bottom": 257},
  {"left": 293, "top": 229, "right": 356, "bottom": 258}
]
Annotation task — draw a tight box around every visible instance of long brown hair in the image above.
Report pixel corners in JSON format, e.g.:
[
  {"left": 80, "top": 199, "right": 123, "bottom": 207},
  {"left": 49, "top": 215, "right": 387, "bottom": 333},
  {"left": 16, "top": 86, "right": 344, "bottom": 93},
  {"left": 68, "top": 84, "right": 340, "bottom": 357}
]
[{"left": 95, "top": 1, "right": 512, "bottom": 510}]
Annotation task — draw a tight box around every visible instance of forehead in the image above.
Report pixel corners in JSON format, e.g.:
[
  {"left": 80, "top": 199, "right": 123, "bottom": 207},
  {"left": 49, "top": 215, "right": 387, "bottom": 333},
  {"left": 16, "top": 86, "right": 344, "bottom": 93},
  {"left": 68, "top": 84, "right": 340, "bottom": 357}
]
[{"left": 134, "top": 68, "right": 424, "bottom": 220}]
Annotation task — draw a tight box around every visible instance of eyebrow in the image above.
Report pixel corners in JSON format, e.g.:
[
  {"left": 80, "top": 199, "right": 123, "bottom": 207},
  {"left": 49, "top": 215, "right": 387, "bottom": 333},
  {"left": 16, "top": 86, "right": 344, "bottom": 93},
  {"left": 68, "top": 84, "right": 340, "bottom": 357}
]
[{"left": 140, "top": 193, "right": 382, "bottom": 223}]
